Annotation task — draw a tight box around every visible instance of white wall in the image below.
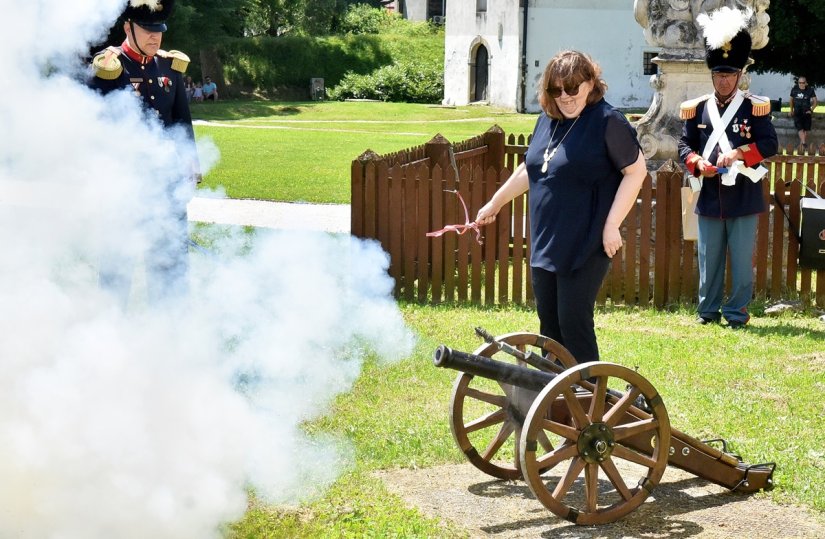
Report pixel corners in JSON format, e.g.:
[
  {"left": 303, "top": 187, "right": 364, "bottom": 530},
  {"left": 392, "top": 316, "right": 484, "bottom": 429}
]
[
  {"left": 522, "top": 0, "right": 656, "bottom": 112},
  {"left": 748, "top": 71, "right": 796, "bottom": 104},
  {"left": 444, "top": 0, "right": 521, "bottom": 108},
  {"left": 404, "top": 0, "right": 428, "bottom": 22},
  {"left": 443, "top": 0, "right": 790, "bottom": 112}
]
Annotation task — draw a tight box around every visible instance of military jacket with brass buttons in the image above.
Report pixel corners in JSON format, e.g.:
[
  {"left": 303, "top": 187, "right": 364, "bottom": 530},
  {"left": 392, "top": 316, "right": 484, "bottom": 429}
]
[
  {"left": 677, "top": 92, "right": 778, "bottom": 219},
  {"left": 90, "top": 41, "right": 194, "bottom": 137}
]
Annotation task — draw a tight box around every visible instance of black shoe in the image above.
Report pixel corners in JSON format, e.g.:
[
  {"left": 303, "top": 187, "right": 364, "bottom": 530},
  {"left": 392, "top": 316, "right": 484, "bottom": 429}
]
[
  {"left": 728, "top": 320, "right": 748, "bottom": 330},
  {"left": 696, "top": 315, "right": 720, "bottom": 325}
]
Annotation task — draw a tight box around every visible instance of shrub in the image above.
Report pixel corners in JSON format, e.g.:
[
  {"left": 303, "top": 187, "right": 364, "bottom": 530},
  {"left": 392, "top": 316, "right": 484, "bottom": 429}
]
[
  {"left": 328, "top": 61, "right": 444, "bottom": 103},
  {"left": 339, "top": 5, "right": 395, "bottom": 35}
]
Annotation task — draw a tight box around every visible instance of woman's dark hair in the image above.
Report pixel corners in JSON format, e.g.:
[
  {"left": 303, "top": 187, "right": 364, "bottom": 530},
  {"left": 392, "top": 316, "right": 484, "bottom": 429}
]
[{"left": 539, "top": 50, "right": 607, "bottom": 119}]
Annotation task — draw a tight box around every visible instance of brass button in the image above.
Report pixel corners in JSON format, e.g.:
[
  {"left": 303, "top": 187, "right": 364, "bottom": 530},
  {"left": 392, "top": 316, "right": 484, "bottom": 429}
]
[{"left": 149, "top": 79, "right": 153, "bottom": 83}]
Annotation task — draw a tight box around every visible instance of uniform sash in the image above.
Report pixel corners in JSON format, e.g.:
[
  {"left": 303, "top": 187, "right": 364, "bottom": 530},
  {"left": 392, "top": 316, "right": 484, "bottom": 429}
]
[{"left": 702, "top": 90, "right": 767, "bottom": 185}]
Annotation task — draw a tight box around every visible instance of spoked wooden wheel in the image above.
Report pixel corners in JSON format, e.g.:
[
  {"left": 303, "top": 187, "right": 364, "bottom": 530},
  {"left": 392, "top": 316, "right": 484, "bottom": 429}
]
[
  {"left": 449, "top": 332, "right": 578, "bottom": 480},
  {"left": 519, "top": 362, "right": 670, "bottom": 525}
]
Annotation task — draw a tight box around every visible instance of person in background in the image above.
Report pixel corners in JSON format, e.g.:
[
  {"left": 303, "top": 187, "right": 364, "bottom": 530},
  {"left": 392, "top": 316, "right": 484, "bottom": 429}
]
[
  {"left": 678, "top": 7, "right": 778, "bottom": 329},
  {"left": 202, "top": 76, "right": 218, "bottom": 101},
  {"left": 184, "top": 75, "right": 194, "bottom": 102},
  {"left": 89, "top": 0, "right": 200, "bottom": 305},
  {"left": 193, "top": 81, "right": 204, "bottom": 102},
  {"left": 475, "top": 50, "right": 646, "bottom": 364},
  {"left": 789, "top": 76, "right": 817, "bottom": 151}
]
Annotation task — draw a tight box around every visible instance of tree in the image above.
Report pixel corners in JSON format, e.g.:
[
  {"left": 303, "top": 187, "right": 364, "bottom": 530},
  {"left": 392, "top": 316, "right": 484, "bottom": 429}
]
[{"left": 750, "top": 0, "right": 825, "bottom": 86}]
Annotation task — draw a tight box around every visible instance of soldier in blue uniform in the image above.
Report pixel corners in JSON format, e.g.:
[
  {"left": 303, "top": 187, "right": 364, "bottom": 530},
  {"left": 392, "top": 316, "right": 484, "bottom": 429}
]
[
  {"left": 89, "top": 0, "right": 199, "bottom": 306},
  {"left": 678, "top": 7, "right": 778, "bottom": 329}
]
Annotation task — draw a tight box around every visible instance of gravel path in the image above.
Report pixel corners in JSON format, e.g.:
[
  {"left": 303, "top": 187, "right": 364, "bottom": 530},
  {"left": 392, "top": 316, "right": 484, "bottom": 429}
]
[
  {"left": 187, "top": 196, "right": 350, "bottom": 233},
  {"left": 378, "top": 463, "right": 825, "bottom": 538}
]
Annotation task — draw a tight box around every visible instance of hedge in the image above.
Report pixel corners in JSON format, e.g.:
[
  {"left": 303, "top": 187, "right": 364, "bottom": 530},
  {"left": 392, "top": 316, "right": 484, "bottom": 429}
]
[{"left": 215, "top": 32, "right": 444, "bottom": 99}]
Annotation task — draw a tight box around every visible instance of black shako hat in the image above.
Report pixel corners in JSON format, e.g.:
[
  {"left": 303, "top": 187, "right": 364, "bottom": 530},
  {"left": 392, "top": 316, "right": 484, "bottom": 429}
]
[
  {"left": 122, "top": 0, "right": 175, "bottom": 33},
  {"left": 697, "top": 7, "right": 753, "bottom": 72}
]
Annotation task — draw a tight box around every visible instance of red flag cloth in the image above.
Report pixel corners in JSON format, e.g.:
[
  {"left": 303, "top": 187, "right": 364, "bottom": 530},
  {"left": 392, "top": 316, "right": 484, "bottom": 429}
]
[{"left": 426, "top": 190, "right": 483, "bottom": 245}]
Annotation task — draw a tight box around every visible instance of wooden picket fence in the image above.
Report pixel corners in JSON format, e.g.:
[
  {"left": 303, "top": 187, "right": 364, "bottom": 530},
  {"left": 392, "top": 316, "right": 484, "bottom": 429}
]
[{"left": 351, "top": 128, "right": 825, "bottom": 308}]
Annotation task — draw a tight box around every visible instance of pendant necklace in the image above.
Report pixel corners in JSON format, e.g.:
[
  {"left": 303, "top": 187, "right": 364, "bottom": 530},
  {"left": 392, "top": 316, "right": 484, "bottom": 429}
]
[{"left": 542, "top": 115, "right": 581, "bottom": 173}]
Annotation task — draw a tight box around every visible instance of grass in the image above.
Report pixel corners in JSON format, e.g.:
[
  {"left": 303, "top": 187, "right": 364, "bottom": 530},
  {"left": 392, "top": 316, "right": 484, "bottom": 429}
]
[
  {"left": 191, "top": 100, "right": 538, "bottom": 204},
  {"left": 191, "top": 99, "right": 824, "bottom": 535},
  {"left": 227, "top": 302, "right": 825, "bottom": 537}
]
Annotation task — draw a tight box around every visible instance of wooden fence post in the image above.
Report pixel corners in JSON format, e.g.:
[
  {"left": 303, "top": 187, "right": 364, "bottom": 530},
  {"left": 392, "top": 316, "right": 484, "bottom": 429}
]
[
  {"left": 482, "top": 125, "right": 505, "bottom": 174},
  {"left": 351, "top": 149, "right": 381, "bottom": 239},
  {"left": 425, "top": 134, "right": 452, "bottom": 174}
]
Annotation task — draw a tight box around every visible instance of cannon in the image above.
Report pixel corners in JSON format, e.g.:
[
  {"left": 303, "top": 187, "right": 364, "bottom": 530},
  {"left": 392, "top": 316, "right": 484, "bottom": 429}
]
[{"left": 433, "top": 329, "right": 775, "bottom": 525}]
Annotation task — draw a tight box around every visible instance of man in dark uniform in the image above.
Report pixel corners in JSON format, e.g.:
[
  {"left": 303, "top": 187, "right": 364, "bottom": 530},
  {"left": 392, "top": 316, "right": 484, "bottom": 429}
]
[
  {"left": 678, "top": 7, "right": 778, "bottom": 329},
  {"left": 89, "top": 0, "right": 199, "bottom": 306}
]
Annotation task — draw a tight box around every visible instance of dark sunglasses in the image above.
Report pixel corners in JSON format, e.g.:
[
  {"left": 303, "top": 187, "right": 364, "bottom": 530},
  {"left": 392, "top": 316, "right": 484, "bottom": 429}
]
[{"left": 546, "top": 82, "right": 583, "bottom": 98}]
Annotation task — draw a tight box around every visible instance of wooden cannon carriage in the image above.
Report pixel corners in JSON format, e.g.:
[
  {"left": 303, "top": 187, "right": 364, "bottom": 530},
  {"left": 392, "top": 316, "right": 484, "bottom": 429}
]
[{"left": 433, "top": 329, "right": 775, "bottom": 525}]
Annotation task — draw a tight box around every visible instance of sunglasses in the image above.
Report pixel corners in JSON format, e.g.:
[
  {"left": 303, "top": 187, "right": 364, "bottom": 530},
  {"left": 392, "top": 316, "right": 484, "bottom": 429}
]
[{"left": 546, "top": 82, "right": 584, "bottom": 98}]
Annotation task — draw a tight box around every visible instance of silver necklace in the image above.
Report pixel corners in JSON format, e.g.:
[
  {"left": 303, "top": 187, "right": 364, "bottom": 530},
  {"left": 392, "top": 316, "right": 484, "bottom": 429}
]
[{"left": 542, "top": 116, "right": 581, "bottom": 173}]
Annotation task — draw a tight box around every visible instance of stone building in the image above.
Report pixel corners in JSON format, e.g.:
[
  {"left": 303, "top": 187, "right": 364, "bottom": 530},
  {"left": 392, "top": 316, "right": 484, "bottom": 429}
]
[{"left": 443, "top": 0, "right": 789, "bottom": 113}]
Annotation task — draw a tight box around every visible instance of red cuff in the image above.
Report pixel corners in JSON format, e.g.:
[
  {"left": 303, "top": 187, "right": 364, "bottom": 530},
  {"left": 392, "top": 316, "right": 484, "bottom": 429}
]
[
  {"left": 739, "top": 143, "right": 765, "bottom": 167},
  {"left": 685, "top": 152, "right": 701, "bottom": 176}
]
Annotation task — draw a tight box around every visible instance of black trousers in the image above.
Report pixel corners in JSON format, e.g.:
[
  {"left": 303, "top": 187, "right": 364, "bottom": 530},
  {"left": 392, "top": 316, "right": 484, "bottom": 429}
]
[{"left": 531, "top": 254, "right": 610, "bottom": 364}]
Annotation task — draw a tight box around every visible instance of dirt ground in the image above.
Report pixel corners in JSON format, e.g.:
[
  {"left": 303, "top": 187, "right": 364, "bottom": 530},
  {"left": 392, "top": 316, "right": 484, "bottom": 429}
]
[{"left": 377, "top": 463, "right": 825, "bottom": 538}]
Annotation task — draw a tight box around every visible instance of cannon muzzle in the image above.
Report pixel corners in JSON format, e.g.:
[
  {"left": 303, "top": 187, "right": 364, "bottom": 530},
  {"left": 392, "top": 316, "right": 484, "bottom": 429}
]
[{"left": 433, "top": 344, "right": 556, "bottom": 392}]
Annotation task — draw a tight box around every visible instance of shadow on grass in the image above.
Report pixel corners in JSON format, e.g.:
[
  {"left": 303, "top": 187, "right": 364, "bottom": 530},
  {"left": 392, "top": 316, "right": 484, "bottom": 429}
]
[
  {"left": 190, "top": 99, "right": 317, "bottom": 121},
  {"left": 467, "top": 475, "right": 750, "bottom": 537}
]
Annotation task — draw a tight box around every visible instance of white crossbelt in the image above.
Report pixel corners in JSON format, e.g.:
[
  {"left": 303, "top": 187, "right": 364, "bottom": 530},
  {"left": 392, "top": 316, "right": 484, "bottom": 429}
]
[{"left": 702, "top": 91, "right": 768, "bottom": 185}]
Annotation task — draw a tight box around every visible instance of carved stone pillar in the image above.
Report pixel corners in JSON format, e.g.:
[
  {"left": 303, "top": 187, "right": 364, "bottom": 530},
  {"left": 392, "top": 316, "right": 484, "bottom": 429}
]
[{"left": 632, "top": 0, "right": 770, "bottom": 165}]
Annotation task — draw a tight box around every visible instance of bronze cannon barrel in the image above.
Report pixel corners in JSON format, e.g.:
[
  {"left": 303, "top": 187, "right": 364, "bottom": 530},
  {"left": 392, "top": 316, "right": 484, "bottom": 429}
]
[{"left": 433, "top": 344, "right": 557, "bottom": 392}]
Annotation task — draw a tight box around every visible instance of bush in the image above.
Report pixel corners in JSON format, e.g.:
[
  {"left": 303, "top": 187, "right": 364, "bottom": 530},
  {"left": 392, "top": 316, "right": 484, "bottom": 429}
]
[
  {"left": 215, "top": 31, "right": 443, "bottom": 99},
  {"left": 339, "top": 5, "right": 395, "bottom": 34},
  {"left": 338, "top": 5, "right": 440, "bottom": 37},
  {"left": 328, "top": 61, "right": 444, "bottom": 103}
]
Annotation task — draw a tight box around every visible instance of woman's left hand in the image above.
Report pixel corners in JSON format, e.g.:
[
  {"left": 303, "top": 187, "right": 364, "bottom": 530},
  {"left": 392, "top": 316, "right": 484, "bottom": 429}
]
[{"left": 603, "top": 224, "right": 623, "bottom": 258}]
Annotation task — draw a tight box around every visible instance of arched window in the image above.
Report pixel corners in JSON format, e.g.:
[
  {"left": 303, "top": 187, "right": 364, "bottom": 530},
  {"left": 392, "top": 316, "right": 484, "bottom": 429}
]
[{"left": 471, "top": 44, "right": 489, "bottom": 102}]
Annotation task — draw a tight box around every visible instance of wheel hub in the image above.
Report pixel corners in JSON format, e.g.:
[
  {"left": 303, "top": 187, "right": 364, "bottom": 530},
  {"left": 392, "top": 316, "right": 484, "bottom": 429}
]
[{"left": 577, "top": 422, "right": 615, "bottom": 464}]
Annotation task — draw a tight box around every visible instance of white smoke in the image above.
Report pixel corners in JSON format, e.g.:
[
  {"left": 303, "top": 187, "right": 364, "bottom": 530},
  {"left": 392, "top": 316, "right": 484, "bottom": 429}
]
[{"left": 0, "top": 1, "right": 414, "bottom": 537}]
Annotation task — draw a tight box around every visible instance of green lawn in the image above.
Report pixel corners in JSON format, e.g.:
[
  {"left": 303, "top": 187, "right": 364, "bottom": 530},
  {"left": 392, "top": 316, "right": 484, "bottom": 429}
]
[
  {"left": 192, "top": 99, "right": 824, "bottom": 536},
  {"left": 227, "top": 302, "right": 825, "bottom": 537},
  {"left": 192, "top": 100, "right": 538, "bottom": 204}
]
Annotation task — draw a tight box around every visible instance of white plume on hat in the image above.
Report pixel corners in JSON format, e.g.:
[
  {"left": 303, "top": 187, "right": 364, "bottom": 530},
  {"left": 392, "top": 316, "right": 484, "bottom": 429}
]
[
  {"left": 129, "top": 0, "right": 162, "bottom": 11},
  {"left": 697, "top": 6, "right": 753, "bottom": 49}
]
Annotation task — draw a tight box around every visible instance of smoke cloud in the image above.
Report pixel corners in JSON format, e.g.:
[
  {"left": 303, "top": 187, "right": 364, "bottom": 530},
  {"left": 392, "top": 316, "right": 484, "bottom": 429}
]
[{"left": 0, "top": 1, "right": 414, "bottom": 537}]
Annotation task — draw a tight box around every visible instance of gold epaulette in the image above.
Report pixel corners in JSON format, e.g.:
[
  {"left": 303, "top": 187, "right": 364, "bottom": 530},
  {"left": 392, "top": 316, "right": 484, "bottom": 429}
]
[
  {"left": 679, "top": 94, "right": 711, "bottom": 120},
  {"left": 92, "top": 46, "right": 123, "bottom": 80},
  {"left": 157, "top": 49, "right": 191, "bottom": 73},
  {"left": 747, "top": 93, "right": 771, "bottom": 116}
]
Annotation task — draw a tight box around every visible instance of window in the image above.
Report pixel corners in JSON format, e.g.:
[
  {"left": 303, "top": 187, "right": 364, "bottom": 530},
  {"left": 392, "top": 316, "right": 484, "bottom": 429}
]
[
  {"left": 643, "top": 52, "right": 658, "bottom": 76},
  {"left": 477, "top": 0, "right": 487, "bottom": 12}
]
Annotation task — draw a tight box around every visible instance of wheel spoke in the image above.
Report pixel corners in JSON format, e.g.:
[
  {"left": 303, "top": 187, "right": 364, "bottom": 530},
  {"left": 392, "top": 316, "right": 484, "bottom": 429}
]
[
  {"left": 540, "top": 418, "right": 580, "bottom": 441},
  {"left": 603, "top": 386, "right": 641, "bottom": 427},
  {"left": 562, "top": 388, "right": 591, "bottom": 428},
  {"left": 589, "top": 375, "right": 608, "bottom": 422},
  {"left": 534, "top": 441, "right": 579, "bottom": 469},
  {"left": 464, "top": 387, "right": 507, "bottom": 407},
  {"left": 613, "top": 418, "right": 659, "bottom": 441},
  {"left": 612, "top": 444, "right": 657, "bottom": 468},
  {"left": 600, "top": 457, "right": 633, "bottom": 501},
  {"left": 465, "top": 408, "right": 506, "bottom": 433},
  {"left": 536, "top": 429, "right": 555, "bottom": 452},
  {"left": 481, "top": 420, "right": 515, "bottom": 460},
  {"left": 552, "top": 456, "right": 587, "bottom": 500},
  {"left": 585, "top": 463, "right": 599, "bottom": 512}
]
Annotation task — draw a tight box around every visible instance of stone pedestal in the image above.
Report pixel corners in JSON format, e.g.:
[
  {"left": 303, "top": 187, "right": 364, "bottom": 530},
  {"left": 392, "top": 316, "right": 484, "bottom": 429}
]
[{"left": 633, "top": 52, "right": 714, "bottom": 165}]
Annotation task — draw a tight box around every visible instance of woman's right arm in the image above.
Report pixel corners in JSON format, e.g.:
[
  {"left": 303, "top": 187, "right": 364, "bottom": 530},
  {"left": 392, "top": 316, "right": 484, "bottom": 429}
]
[{"left": 475, "top": 162, "right": 529, "bottom": 225}]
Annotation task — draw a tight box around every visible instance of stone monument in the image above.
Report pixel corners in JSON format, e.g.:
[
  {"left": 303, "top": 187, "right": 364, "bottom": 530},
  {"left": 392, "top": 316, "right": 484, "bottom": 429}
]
[{"left": 632, "top": 0, "right": 771, "bottom": 164}]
